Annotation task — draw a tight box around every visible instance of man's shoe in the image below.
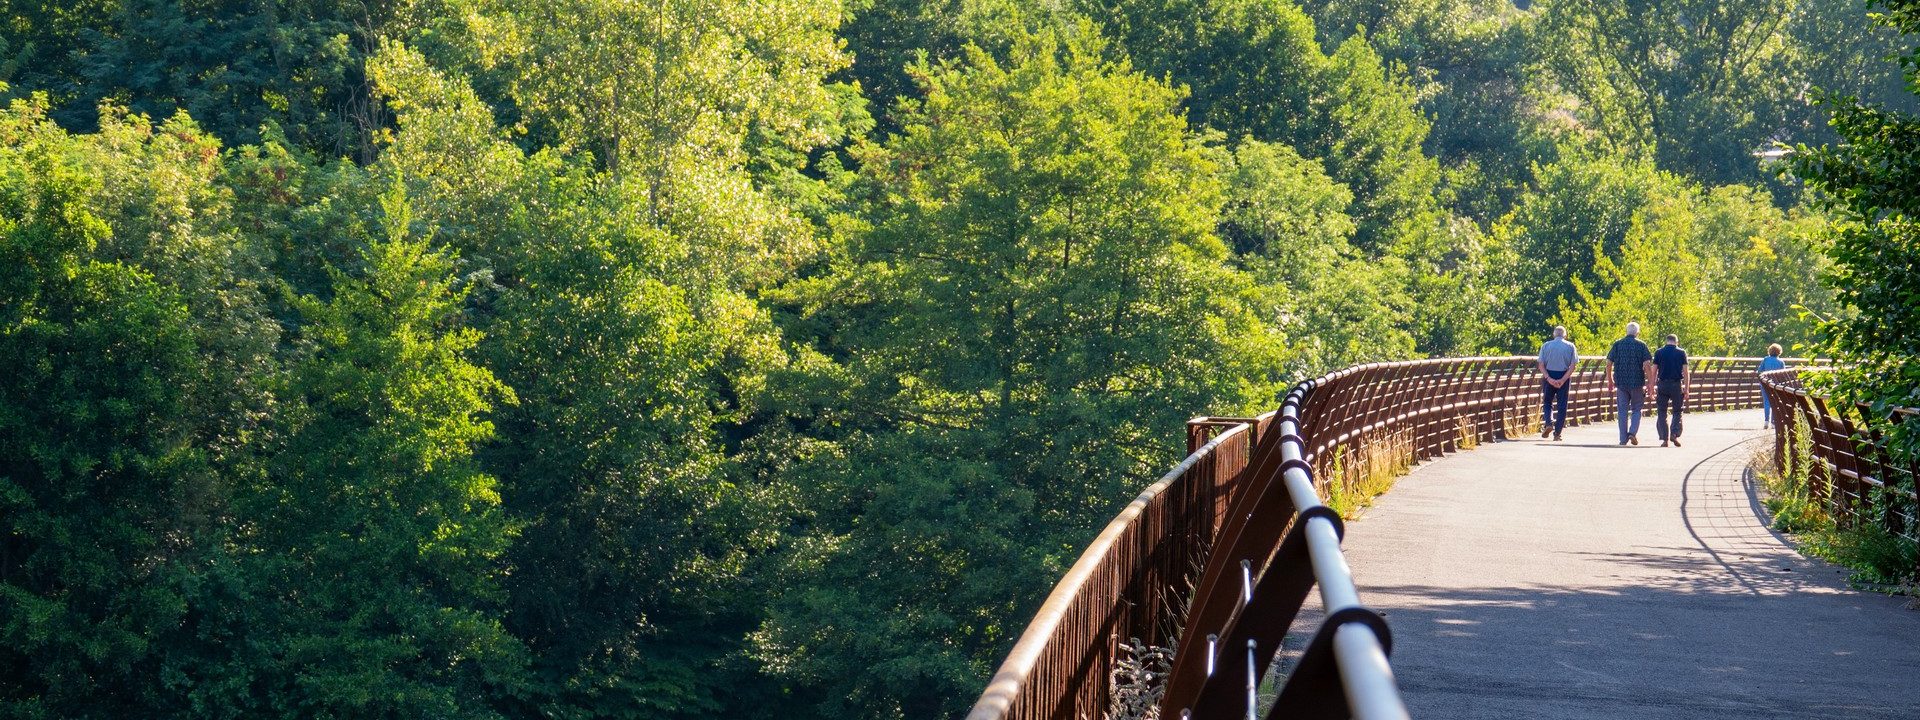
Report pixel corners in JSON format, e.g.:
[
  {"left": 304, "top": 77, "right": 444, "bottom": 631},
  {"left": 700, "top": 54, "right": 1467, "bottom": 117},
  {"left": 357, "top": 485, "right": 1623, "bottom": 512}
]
[
  {"left": 1553, "top": 432, "right": 1562, "bottom": 441},
  {"left": 1661, "top": 440, "right": 1669, "bottom": 447},
  {"left": 1619, "top": 440, "right": 1629, "bottom": 446},
  {"left": 1629, "top": 434, "right": 1639, "bottom": 446},
  {"left": 1542, "top": 428, "right": 1552, "bottom": 439},
  {"left": 1672, "top": 438, "right": 1681, "bottom": 447}
]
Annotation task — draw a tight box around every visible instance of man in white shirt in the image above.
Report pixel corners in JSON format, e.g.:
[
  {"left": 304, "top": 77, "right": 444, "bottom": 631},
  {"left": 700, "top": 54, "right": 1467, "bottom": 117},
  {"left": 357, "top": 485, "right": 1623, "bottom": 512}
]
[{"left": 1537, "top": 325, "right": 1577, "bottom": 441}]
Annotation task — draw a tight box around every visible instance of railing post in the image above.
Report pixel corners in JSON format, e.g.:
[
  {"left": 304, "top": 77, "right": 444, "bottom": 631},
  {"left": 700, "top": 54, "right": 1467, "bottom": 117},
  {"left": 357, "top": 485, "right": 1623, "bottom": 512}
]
[{"left": 1768, "top": 377, "right": 1788, "bottom": 473}]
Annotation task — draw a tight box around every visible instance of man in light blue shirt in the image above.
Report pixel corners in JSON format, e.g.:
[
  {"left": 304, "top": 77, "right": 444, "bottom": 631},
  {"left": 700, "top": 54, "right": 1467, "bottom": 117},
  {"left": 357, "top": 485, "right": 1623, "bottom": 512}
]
[{"left": 1537, "top": 325, "right": 1577, "bottom": 441}]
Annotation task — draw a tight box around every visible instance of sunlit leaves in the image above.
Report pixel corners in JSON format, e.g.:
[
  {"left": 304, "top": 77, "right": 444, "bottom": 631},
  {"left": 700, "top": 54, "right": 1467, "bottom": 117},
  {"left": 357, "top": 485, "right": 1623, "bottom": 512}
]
[
  {"left": 471, "top": 0, "right": 847, "bottom": 180},
  {"left": 0, "top": 96, "right": 231, "bottom": 716},
  {"left": 1535, "top": 0, "right": 1798, "bottom": 183},
  {"left": 1791, "top": 0, "right": 1920, "bottom": 463},
  {"left": 234, "top": 179, "right": 525, "bottom": 718},
  {"left": 759, "top": 24, "right": 1289, "bottom": 717}
]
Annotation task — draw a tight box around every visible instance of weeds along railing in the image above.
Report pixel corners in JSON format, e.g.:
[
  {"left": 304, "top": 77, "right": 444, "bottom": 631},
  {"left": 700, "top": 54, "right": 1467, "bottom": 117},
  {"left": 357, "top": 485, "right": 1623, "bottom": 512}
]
[
  {"left": 1760, "top": 367, "right": 1919, "bottom": 542},
  {"left": 969, "top": 356, "right": 1794, "bottom": 720}
]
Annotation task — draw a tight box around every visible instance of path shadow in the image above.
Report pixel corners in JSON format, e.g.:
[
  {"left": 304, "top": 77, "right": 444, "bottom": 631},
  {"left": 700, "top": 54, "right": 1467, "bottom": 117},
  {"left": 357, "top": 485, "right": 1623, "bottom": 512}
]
[
  {"left": 1301, "top": 580, "right": 1920, "bottom": 719},
  {"left": 1268, "top": 425, "right": 1920, "bottom": 719}
]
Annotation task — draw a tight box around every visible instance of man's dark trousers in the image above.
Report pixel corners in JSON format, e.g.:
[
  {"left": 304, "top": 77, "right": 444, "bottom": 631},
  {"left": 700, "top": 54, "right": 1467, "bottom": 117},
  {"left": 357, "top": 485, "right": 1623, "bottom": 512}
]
[
  {"left": 1542, "top": 369, "right": 1569, "bottom": 434},
  {"left": 1656, "top": 379, "right": 1684, "bottom": 441}
]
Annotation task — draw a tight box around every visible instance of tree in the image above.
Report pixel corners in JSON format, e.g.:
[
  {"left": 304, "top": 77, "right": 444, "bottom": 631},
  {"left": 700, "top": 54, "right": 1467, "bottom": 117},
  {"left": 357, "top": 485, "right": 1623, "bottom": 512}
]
[
  {"left": 758, "top": 25, "right": 1289, "bottom": 717},
  {"left": 1218, "top": 138, "right": 1356, "bottom": 263},
  {"left": 0, "top": 97, "right": 208, "bottom": 716},
  {"left": 1085, "top": 0, "right": 1443, "bottom": 252},
  {"left": 1217, "top": 138, "right": 1417, "bottom": 371},
  {"left": 369, "top": 44, "right": 800, "bottom": 718},
  {"left": 1489, "top": 145, "right": 1687, "bottom": 345},
  {"left": 1083, "top": 0, "right": 1491, "bottom": 355},
  {"left": 1791, "top": 0, "right": 1920, "bottom": 462},
  {"left": 1079, "top": 0, "right": 1323, "bottom": 145},
  {"left": 1781, "top": 0, "right": 1920, "bottom": 150},
  {"left": 1535, "top": 0, "right": 1797, "bottom": 184},
  {"left": 1296, "top": 0, "right": 1544, "bottom": 221},
  {"left": 467, "top": 0, "right": 845, "bottom": 193},
  {"left": 1320, "top": 32, "right": 1446, "bottom": 253},
  {"left": 1549, "top": 180, "right": 1835, "bottom": 356},
  {"left": 0, "top": 96, "right": 283, "bottom": 716},
  {"left": 838, "top": 0, "right": 1042, "bottom": 130},
  {"left": 209, "top": 180, "right": 527, "bottom": 718},
  {"left": 3, "top": 0, "right": 402, "bottom": 158},
  {"left": 430, "top": 0, "right": 861, "bottom": 297},
  {"left": 1556, "top": 192, "right": 1729, "bottom": 353},
  {"left": 1693, "top": 184, "right": 1831, "bottom": 353}
]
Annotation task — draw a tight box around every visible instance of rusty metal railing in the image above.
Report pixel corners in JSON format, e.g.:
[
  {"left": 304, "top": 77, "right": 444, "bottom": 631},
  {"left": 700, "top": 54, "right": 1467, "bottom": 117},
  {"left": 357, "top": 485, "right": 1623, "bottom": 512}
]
[
  {"left": 968, "top": 413, "right": 1273, "bottom": 720},
  {"left": 1157, "top": 382, "right": 1406, "bottom": 720},
  {"left": 1295, "top": 356, "right": 1790, "bottom": 480},
  {"left": 1760, "top": 367, "right": 1918, "bottom": 543},
  {"left": 969, "top": 356, "right": 1801, "bottom": 720}
]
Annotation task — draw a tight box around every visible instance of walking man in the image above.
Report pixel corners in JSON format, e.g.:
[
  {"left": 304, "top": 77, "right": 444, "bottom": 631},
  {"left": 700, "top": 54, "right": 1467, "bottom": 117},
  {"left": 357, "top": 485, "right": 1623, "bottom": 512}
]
[
  {"left": 1604, "top": 322, "right": 1654, "bottom": 446},
  {"left": 1652, "top": 334, "right": 1690, "bottom": 447},
  {"left": 1537, "top": 326, "right": 1577, "bottom": 441}
]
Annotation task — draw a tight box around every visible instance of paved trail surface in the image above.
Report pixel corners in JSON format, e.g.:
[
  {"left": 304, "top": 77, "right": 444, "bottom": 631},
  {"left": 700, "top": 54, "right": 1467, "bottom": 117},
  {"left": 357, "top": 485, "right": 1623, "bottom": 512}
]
[{"left": 1339, "top": 410, "right": 1920, "bottom": 719}]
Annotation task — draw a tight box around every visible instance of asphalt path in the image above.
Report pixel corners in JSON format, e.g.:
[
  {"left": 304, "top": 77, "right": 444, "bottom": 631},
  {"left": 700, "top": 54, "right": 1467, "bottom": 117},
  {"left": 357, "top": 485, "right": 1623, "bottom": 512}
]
[{"left": 1338, "top": 410, "right": 1920, "bottom": 719}]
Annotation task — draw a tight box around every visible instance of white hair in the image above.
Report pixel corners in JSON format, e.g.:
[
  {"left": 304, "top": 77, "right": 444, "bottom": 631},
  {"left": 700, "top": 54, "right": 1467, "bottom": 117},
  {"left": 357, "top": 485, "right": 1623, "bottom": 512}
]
[
  {"left": 1552, "top": 325, "right": 1567, "bottom": 339},
  {"left": 1626, "top": 322, "right": 1640, "bottom": 337}
]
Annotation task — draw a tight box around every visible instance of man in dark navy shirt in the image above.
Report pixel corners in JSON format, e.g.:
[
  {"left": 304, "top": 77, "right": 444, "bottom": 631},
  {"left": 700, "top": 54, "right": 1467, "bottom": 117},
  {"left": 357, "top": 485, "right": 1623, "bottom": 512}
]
[{"left": 1652, "top": 334, "right": 1690, "bottom": 447}]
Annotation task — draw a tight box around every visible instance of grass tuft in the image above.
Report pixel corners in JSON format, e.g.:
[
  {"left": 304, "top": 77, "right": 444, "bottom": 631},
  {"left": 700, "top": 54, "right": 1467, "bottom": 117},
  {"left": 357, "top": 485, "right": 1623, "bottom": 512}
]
[
  {"left": 1324, "top": 427, "right": 1414, "bottom": 518},
  {"left": 1104, "top": 638, "right": 1175, "bottom": 720},
  {"left": 1502, "top": 396, "right": 1542, "bottom": 440},
  {"left": 1455, "top": 414, "right": 1480, "bottom": 451}
]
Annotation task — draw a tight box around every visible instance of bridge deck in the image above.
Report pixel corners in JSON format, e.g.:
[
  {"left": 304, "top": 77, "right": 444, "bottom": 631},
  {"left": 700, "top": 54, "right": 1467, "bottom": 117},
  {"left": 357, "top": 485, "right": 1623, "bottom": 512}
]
[{"left": 1337, "top": 410, "right": 1920, "bottom": 719}]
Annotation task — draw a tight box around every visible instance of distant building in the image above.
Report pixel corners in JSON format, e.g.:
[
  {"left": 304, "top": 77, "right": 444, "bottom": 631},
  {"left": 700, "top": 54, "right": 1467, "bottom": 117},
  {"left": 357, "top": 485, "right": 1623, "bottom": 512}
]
[{"left": 1753, "top": 146, "right": 1793, "bottom": 165}]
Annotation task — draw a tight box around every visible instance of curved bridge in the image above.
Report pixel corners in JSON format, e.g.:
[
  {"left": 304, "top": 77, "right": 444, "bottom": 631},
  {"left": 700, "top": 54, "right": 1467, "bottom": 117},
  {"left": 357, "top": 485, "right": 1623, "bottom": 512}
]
[{"left": 967, "top": 357, "right": 1918, "bottom": 720}]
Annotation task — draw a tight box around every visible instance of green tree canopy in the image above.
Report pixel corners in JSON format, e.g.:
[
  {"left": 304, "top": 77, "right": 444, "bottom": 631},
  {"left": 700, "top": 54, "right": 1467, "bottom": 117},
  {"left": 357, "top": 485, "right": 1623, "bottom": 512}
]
[
  {"left": 1791, "top": 0, "right": 1920, "bottom": 460},
  {"left": 1, "top": 0, "right": 406, "bottom": 158},
  {"left": 0, "top": 98, "right": 209, "bottom": 716},
  {"left": 1556, "top": 192, "right": 1729, "bottom": 353},
  {"left": 1490, "top": 145, "right": 1688, "bottom": 344},
  {"left": 1083, "top": 0, "right": 1442, "bottom": 252},
  {"left": 218, "top": 180, "right": 526, "bottom": 717},
  {"left": 756, "top": 24, "right": 1288, "bottom": 717},
  {"left": 367, "top": 44, "right": 800, "bottom": 718},
  {"left": 1536, "top": 0, "right": 1797, "bottom": 184}
]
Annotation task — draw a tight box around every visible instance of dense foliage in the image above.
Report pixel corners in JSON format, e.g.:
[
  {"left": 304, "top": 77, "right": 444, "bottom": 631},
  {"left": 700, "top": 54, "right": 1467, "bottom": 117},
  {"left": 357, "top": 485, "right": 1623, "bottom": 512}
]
[
  {"left": 0, "top": 0, "right": 1909, "bottom": 716},
  {"left": 1791, "top": 0, "right": 1920, "bottom": 465}
]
